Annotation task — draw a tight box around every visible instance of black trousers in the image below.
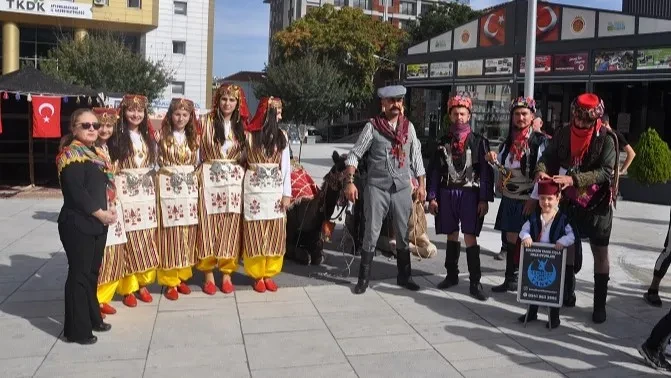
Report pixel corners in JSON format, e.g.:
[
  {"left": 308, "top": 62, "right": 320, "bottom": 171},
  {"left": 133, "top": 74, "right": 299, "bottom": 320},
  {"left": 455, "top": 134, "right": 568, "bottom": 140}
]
[
  {"left": 646, "top": 307, "right": 671, "bottom": 349},
  {"left": 653, "top": 208, "right": 671, "bottom": 279},
  {"left": 58, "top": 222, "right": 106, "bottom": 341}
]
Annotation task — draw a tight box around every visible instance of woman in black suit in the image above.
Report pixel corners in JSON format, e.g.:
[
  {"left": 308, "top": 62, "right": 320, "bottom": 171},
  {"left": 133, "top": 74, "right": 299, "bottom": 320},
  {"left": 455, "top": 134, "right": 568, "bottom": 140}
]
[{"left": 56, "top": 108, "right": 118, "bottom": 345}]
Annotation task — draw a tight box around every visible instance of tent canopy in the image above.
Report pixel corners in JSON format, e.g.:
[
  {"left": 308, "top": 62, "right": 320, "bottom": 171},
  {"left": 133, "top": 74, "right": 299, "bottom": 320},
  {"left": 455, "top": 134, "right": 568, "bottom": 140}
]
[{"left": 0, "top": 66, "right": 98, "bottom": 97}]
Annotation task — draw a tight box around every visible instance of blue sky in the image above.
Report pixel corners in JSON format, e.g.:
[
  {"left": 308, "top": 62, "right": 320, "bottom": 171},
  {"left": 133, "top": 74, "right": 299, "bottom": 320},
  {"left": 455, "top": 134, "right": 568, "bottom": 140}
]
[{"left": 213, "top": 0, "right": 622, "bottom": 78}]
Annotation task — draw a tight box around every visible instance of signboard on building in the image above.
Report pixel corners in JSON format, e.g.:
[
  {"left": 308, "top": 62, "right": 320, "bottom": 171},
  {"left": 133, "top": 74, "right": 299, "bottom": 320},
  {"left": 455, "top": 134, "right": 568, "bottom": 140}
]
[
  {"left": 0, "top": 0, "right": 93, "bottom": 19},
  {"left": 517, "top": 243, "right": 566, "bottom": 308},
  {"left": 638, "top": 17, "right": 671, "bottom": 35},
  {"left": 430, "top": 31, "right": 452, "bottom": 52},
  {"left": 407, "top": 41, "right": 428, "bottom": 55},
  {"left": 561, "top": 8, "right": 596, "bottom": 40},
  {"left": 520, "top": 55, "right": 552, "bottom": 74},
  {"left": 479, "top": 8, "right": 506, "bottom": 47},
  {"left": 637, "top": 48, "right": 671, "bottom": 70},
  {"left": 430, "top": 62, "right": 454, "bottom": 78},
  {"left": 457, "top": 60, "right": 483, "bottom": 76},
  {"left": 554, "top": 53, "right": 588, "bottom": 73},
  {"left": 594, "top": 50, "right": 635, "bottom": 72},
  {"left": 484, "top": 57, "right": 513, "bottom": 75},
  {"left": 454, "top": 20, "right": 478, "bottom": 50},
  {"left": 406, "top": 63, "right": 429, "bottom": 79},
  {"left": 536, "top": 4, "right": 561, "bottom": 42},
  {"left": 598, "top": 12, "right": 635, "bottom": 37}
]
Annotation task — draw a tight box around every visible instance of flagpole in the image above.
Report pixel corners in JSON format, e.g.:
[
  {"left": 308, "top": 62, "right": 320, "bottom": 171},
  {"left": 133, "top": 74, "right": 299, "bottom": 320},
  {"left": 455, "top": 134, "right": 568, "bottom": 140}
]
[
  {"left": 28, "top": 104, "right": 35, "bottom": 187},
  {"left": 524, "top": 0, "right": 538, "bottom": 98}
]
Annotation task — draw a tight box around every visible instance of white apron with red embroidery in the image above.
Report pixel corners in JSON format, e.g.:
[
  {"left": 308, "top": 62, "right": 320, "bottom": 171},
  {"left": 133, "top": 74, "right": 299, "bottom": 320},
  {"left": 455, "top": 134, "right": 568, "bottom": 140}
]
[
  {"left": 202, "top": 159, "right": 244, "bottom": 215},
  {"left": 105, "top": 198, "right": 127, "bottom": 246},
  {"left": 243, "top": 163, "right": 284, "bottom": 221},
  {"left": 115, "top": 167, "right": 158, "bottom": 232},
  {"left": 158, "top": 165, "right": 199, "bottom": 227}
]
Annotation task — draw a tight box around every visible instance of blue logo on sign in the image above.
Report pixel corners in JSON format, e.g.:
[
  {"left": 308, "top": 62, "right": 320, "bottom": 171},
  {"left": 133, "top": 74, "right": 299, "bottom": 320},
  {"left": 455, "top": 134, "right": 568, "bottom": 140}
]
[{"left": 527, "top": 259, "right": 557, "bottom": 288}]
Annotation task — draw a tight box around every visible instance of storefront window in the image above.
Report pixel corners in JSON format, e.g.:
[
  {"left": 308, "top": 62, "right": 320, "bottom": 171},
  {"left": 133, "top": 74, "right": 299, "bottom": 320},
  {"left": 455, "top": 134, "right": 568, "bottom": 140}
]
[{"left": 455, "top": 84, "right": 511, "bottom": 146}]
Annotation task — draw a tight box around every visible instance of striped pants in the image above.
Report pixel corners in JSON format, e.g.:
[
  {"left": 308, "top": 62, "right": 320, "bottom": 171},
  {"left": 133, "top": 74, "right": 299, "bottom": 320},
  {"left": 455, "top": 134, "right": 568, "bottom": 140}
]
[{"left": 653, "top": 208, "right": 671, "bottom": 279}]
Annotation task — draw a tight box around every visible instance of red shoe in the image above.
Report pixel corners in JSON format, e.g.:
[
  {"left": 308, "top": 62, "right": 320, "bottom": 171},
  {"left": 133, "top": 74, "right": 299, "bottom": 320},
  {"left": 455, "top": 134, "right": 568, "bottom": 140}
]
[
  {"left": 202, "top": 281, "right": 216, "bottom": 295},
  {"left": 264, "top": 278, "right": 278, "bottom": 292},
  {"left": 253, "top": 279, "right": 266, "bottom": 293},
  {"left": 137, "top": 287, "right": 153, "bottom": 303},
  {"left": 177, "top": 282, "right": 191, "bottom": 295},
  {"left": 100, "top": 303, "right": 117, "bottom": 315},
  {"left": 165, "top": 287, "right": 179, "bottom": 301},
  {"left": 221, "top": 280, "right": 235, "bottom": 294},
  {"left": 123, "top": 294, "right": 137, "bottom": 308}
]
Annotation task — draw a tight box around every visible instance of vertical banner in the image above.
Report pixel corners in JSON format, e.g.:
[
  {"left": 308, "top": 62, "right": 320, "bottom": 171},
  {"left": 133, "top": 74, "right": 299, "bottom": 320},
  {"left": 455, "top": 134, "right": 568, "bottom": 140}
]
[{"left": 32, "top": 96, "right": 62, "bottom": 138}]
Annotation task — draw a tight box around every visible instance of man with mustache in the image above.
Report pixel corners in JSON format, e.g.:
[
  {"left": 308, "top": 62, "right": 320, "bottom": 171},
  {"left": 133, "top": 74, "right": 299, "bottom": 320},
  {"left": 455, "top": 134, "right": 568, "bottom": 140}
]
[
  {"left": 344, "top": 85, "right": 426, "bottom": 294},
  {"left": 535, "top": 93, "right": 619, "bottom": 324},
  {"left": 426, "top": 94, "right": 494, "bottom": 301}
]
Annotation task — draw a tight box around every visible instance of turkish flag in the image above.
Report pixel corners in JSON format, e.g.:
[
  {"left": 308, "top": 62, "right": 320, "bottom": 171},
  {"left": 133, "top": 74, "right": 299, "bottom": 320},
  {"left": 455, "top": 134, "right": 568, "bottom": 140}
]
[{"left": 32, "top": 96, "right": 61, "bottom": 138}]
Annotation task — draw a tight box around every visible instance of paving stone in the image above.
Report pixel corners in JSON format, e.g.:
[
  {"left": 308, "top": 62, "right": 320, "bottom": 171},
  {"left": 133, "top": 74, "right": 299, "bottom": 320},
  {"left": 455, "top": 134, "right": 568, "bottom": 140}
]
[
  {"left": 146, "top": 344, "right": 247, "bottom": 369},
  {"left": 244, "top": 330, "right": 346, "bottom": 370},
  {"left": 0, "top": 356, "right": 43, "bottom": 378},
  {"left": 0, "top": 300, "right": 64, "bottom": 319},
  {"left": 348, "top": 349, "right": 462, "bottom": 378},
  {"left": 321, "top": 311, "right": 415, "bottom": 339},
  {"left": 338, "top": 333, "right": 432, "bottom": 356},
  {"left": 151, "top": 309, "right": 242, "bottom": 348},
  {"left": 241, "top": 315, "right": 326, "bottom": 334},
  {"left": 145, "top": 364, "right": 251, "bottom": 378},
  {"left": 251, "top": 363, "right": 357, "bottom": 378},
  {"left": 434, "top": 336, "right": 538, "bottom": 371},
  {"left": 34, "top": 358, "right": 145, "bottom": 378},
  {"left": 157, "top": 293, "right": 236, "bottom": 312},
  {"left": 415, "top": 318, "right": 503, "bottom": 344},
  {"left": 0, "top": 317, "right": 60, "bottom": 358},
  {"left": 6, "top": 289, "right": 63, "bottom": 303},
  {"left": 460, "top": 361, "right": 564, "bottom": 377},
  {"left": 235, "top": 287, "right": 309, "bottom": 303},
  {"left": 238, "top": 300, "right": 318, "bottom": 320}
]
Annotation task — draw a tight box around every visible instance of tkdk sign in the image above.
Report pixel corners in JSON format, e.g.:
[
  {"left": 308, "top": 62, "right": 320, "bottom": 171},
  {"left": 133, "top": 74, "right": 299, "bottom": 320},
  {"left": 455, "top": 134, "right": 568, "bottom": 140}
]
[{"left": 1, "top": 0, "right": 93, "bottom": 20}]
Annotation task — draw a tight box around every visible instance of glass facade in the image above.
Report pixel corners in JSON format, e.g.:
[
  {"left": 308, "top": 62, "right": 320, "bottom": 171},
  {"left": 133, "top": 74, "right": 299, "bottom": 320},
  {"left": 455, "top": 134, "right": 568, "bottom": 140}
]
[{"left": 455, "top": 84, "right": 512, "bottom": 146}]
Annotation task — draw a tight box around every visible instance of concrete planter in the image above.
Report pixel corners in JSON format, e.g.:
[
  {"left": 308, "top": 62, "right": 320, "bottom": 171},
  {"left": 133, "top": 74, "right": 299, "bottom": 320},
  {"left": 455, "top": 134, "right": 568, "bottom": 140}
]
[{"left": 619, "top": 176, "right": 671, "bottom": 206}]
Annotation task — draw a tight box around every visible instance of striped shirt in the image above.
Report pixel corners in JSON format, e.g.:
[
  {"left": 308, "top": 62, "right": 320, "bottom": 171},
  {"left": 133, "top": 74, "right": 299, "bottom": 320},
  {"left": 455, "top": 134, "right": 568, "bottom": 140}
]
[{"left": 345, "top": 121, "right": 426, "bottom": 178}]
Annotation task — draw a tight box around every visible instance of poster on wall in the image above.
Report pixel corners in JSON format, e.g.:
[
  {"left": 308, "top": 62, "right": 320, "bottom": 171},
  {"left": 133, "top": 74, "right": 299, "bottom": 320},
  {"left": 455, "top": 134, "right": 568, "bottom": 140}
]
[
  {"left": 554, "top": 53, "right": 588, "bottom": 73},
  {"left": 593, "top": 50, "right": 635, "bottom": 72},
  {"left": 406, "top": 63, "right": 429, "bottom": 79},
  {"left": 520, "top": 55, "right": 552, "bottom": 74},
  {"left": 537, "top": 4, "right": 561, "bottom": 42},
  {"left": 457, "top": 60, "right": 484, "bottom": 76},
  {"left": 479, "top": 8, "right": 506, "bottom": 47},
  {"left": 484, "top": 57, "right": 513, "bottom": 75},
  {"left": 561, "top": 8, "right": 596, "bottom": 40},
  {"left": 636, "top": 48, "right": 671, "bottom": 70},
  {"left": 598, "top": 12, "right": 635, "bottom": 37},
  {"left": 454, "top": 20, "right": 479, "bottom": 50},
  {"left": 430, "top": 31, "right": 452, "bottom": 52},
  {"left": 430, "top": 62, "right": 454, "bottom": 78}
]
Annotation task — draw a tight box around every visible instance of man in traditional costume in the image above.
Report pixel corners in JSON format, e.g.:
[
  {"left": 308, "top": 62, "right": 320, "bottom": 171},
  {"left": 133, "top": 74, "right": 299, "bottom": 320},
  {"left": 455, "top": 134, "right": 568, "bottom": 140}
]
[
  {"left": 195, "top": 84, "right": 249, "bottom": 294},
  {"left": 343, "top": 85, "right": 426, "bottom": 295},
  {"left": 426, "top": 94, "right": 493, "bottom": 301},
  {"left": 535, "top": 93, "right": 619, "bottom": 323},
  {"left": 642, "top": 209, "right": 671, "bottom": 306},
  {"left": 242, "top": 97, "right": 292, "bottom": 292}
]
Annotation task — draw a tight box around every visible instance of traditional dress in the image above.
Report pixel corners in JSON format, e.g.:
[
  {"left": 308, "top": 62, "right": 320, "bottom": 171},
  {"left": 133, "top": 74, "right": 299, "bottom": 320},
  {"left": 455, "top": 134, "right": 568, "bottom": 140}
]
[
  {"left": 426, "top": 95, "right": 493, "bottom": 301},
  {"left": 115, "top": 95, "right": 160, "bottom": 305},
  {"left": 156, "top": 109, "right": 200, "bottom": 298}
]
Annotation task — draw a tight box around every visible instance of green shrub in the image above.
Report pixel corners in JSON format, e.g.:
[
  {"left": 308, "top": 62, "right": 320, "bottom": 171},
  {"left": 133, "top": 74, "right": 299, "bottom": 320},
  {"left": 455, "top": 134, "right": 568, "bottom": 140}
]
[{"left": 628, "top": 128, "right": 671, "bottom": 185}]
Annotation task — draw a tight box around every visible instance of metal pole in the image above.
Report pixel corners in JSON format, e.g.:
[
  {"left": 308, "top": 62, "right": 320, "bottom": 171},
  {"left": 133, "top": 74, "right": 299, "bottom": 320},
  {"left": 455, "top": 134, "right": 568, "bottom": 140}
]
[{"left": 524, "top": 0, "right": 538, "bottom": 98}]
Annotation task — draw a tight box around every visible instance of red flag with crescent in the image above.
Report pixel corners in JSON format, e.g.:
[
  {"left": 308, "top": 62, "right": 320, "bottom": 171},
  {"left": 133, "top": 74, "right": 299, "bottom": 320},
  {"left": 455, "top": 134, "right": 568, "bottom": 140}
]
[
  {"left": 536, "top": 4, "right": 560, "bottom": 42},
  {"left": 32, "top": 96, "right": 62, "bottom": 138},
  {"left": 479, "top": 8, "right": 506, "bottom": 47}
]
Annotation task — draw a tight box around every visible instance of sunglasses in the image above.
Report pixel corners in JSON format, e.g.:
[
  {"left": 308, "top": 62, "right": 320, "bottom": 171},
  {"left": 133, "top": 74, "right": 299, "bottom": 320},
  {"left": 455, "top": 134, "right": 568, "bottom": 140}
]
[{"left": 77, "top": 122, "right": 101, "bottom": 130}]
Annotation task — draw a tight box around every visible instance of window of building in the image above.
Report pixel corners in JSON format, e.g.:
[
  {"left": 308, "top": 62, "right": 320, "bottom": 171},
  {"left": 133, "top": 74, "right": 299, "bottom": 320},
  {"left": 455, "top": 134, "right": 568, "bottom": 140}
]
[
  {"left": 172, "top": 81, "right": 185, "bottom": 95},
  {"left": 333, "top": 0, "right": 346, "bottom": 7},
  {"left": 127, "top": 0, "right": 141, "bottom": 8},
  {"left": 173, "top": 41, "right": 186, "bottom": 54},
  {"left": 174, "top": 1, "right": 187, "bottom": 15},
  {"left": 400, "top": 1, "right": 416, "bottom": 15},
  {"left": 352, "top": 0, "right": 371, "bottom": 9}
]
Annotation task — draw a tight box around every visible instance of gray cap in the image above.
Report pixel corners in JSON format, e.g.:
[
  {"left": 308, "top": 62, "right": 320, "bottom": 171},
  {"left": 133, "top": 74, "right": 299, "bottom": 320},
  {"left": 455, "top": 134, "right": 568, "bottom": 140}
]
[{"left": 377, "top": 85, "right": 406, "bottom": 99}]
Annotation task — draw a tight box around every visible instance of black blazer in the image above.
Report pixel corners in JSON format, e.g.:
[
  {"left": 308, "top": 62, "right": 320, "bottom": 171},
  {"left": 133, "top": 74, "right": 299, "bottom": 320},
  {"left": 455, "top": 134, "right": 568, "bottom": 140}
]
[{"left": 58, "top": 159, "right": 109, "bottom": 236}]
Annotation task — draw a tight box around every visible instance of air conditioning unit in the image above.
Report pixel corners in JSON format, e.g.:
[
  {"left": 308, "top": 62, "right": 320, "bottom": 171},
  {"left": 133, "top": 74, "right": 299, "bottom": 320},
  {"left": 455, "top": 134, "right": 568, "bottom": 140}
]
[{"left": 93, "top": 0, "right": 107, "bottom": 6}]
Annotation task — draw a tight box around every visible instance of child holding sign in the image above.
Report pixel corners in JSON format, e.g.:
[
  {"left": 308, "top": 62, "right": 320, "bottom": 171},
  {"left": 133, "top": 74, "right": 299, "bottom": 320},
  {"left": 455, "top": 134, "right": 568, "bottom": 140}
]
[{"left": 518, "top": 180, "right": 575, "bottom": 329}]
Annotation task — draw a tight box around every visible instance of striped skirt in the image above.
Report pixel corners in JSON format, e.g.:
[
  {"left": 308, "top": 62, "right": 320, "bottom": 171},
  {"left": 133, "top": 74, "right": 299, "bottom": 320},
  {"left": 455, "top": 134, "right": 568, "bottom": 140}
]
[
  {"left": 98, "top": 244, "right": 125, "bottom": 285},
  {"left": 123, "top": 228, "right": 160, "bottom": 274},
  {"left": 242, "top": 217, "right": 286, "bottom": 258}
]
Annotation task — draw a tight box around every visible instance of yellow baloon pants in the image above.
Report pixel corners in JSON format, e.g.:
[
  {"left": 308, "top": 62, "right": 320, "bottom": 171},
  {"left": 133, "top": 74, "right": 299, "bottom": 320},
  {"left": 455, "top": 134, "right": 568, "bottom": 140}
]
[
  {"left": 195, "top": 256, "right": 238, "bottom": 275},
  {"left": 117, "top": 269, "right": 157, "bottom": 296},
  {"left": 157, "top": 267, "right": 193, "bottom": 287},
  {"left": 97, "top": 281, "right": 119, "bottom": 305},
  {"left": 243, "top": 255, "right": 284, "bottom": 280}
]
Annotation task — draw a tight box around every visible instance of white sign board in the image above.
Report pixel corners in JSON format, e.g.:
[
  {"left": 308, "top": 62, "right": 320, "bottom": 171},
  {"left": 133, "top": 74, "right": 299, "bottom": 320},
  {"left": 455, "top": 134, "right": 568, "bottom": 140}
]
[
  {"left": 598, "top": 12, "right": 635, "bottom": 37},
  {"left": 0, "top": 0, "right": 93, "bottom": 19},
  {"left": 457, "top": 60, "right": 483, "bottom": 77},
  {"left": 430, "top": 62, "right": 453, "bottom": 78},
  {"left": 430, "top": 31, "right": 452, "bottom": 52},
  {"left": 407, "top": 41, "right": 428, "bottom": 55},
  {"left": 638, "top": 17, "right": 671, "bottom": 34},
  {"left": 454, "top": 20, "right": 478, "bottom": 50}
]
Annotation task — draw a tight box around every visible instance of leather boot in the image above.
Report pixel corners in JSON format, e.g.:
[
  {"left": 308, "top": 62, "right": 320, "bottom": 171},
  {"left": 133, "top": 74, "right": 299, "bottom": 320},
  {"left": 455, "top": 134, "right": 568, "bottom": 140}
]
[
  {"left": 492, "top": 242, "right": 518, "bottom": 293},
  {"left": 592, "top": 273, "right": 609, "bottom": 324},
  {"left": 467, "top": 245, "right": 487, "bottom": 301},
  {"left": 547, "top": 307, "right": 561, "bottom": 329},
  {"left": 437, "top": 240, "right": 460, "bottom": 289},
  {"left": 518, "top": 305, "right": 538, "bottom": 323},
  {"left": 396, "top": 249, "right": 420, "bottom": 291},
  {"left": 563, "top": 266, "right": 576, "bottom": 307},
  {"left": 354, "top": 250, "right": 374, "bottom": 295}
]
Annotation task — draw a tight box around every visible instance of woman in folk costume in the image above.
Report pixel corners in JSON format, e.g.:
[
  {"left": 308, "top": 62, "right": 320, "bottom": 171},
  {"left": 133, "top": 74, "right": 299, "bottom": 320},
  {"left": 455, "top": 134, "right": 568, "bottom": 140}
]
[
  {"left": 109, "top": 94, "right": 160, "bottom": 307},
  {"left": 243, "top": 97, "right": 292, "bottom": 292},
  {"left": 155, "top": 98, "right": 200, "bottom": 300},
  {"left": 92, "top": 107, "right": 127, "bottom": 318},
  {"left": 195, "top": 84, "right": 250, "bottom": 295}
]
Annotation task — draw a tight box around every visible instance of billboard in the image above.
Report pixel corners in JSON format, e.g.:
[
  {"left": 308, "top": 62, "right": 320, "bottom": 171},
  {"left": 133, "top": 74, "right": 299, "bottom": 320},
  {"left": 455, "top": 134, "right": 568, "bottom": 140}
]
[
  {"left": 536, "top": 4, "right": 561, "bottom": 42},
  {"left": 637, "top": 49, "right": 671, "bottom": 70},
  {"left": 457, "top": 60, "right": 483, "bottom": 76},
  {"left": 520, "top": 55, "right": 552, "bottom": 74},
  {"left": 406, "top": 63, "right": 429, "bottom": 79},
  {"left": 598, "top": 12, "right": 635, "bottom": 37},
  {"left": 593, "top": 50, "right": 635, "bottom": 72},
  {"left": 479, "top": 8, "right": 506, "bottom": 47},
  {"left": 430, "top": 62, "right": 454, "bottom": 78},
  {"left": 554, "top": 53, "right": 589, "bottom": 73},
  {"left": 484, "top": 57, "right": 513, "bottom": 75},
  {"left": 454, "top": 20, "right": 478, "bottom": 50},
  {"left": 561, "top": 8, "right": 596, "bottom": 40},
  {"left": 430, "top": 31, "right": 452, "bottom": 52}
]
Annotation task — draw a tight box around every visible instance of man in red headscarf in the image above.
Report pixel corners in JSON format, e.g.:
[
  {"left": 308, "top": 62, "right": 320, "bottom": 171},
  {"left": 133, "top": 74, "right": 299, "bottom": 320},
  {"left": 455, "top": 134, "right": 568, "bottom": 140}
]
[{"left": 535, "top": 93, "right": 619, "bottom": 324}]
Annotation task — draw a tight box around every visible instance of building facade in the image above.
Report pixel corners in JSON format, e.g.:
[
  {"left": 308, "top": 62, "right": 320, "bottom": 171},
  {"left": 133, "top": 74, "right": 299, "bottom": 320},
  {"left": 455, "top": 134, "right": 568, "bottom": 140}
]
[
  {"left": 624, "top": 0, "right": 671, "bottom": 19},
  {"left": 0, "top": 0, "right": 214, "bottom": 110}
]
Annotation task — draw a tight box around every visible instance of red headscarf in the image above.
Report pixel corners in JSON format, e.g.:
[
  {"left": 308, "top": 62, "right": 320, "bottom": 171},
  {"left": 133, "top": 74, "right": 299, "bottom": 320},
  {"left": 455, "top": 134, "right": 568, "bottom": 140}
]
[
  {"left": 570, "top": 93, "right": 604, "bottom": 165},
  {"left": 246, "top": 97, "right": 282, "bottom": 132},
  {"left": 212, "top": 84, "right": 251, "bottom": 126}
]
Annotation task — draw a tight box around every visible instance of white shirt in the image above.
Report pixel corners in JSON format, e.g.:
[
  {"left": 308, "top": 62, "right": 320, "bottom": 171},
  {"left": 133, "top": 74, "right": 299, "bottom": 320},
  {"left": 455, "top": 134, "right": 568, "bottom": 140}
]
[
  {"left": 173, "top": 130, "right": 186, "bottom": 145},
  {"left": 519, "top": 212, "right": 575, "bottom": 247},
  {"left": 219, "top": 120, "right": 235, "bottom": 156},
  {"left": 129, "top": 129, "right": 145, "bottom": 167},
  {"left": 281, "top": 142, "right": 291, "bottom": 197}
]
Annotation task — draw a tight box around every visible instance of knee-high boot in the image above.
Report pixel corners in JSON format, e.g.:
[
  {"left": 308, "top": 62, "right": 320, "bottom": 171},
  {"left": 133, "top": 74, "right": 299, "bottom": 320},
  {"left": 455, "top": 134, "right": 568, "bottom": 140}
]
[
  {"left": 354, "top": 250, "right": 374, "bottom": 295},
  {"left": 492, "top": 242, "right": 518, "bottom": 293},
  {"left": 396, "top": 249, "right": 420, "bottom": 291},
  {"left": 592, "top": 273, "right": 609, "bottom": 323},
  {"left": 467, "top": 245, "right": 487, "bottom": 301},
  {"left": 563, "top": 266, "right": 576, "bottom": 307},
  {"left": 518, "top": 305, "right": 539, "bottom": 323},
  {"left": 437, "top": 240, "right": 460, "bottom": 289}
]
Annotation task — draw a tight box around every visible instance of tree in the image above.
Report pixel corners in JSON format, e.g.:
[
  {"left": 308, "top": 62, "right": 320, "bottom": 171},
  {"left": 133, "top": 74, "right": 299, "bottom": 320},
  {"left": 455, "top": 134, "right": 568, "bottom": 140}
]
[
  {"left": 272, "top": 5, "right": 406, "bottom": 107},
  {"left": 628, "top": 128, "right": 671, "bottom": 185},
  {"left": 406, "top": 3, "right": 483, "bottom": 46},
  {"left": 40, "top": 33, "right": 172, "bottom": 103}
]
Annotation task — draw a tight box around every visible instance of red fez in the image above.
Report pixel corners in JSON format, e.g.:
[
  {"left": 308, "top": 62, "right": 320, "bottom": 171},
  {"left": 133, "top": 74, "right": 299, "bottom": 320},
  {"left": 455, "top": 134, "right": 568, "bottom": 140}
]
[
  {"left": 576, "top": 93, "right": 599, "bottom": 109},
  {"left": 538, "top": 180, "right": 561, "bottom": 196},
  {"left": 571, "top": 93, "right": 605, "bottom": 121}
]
